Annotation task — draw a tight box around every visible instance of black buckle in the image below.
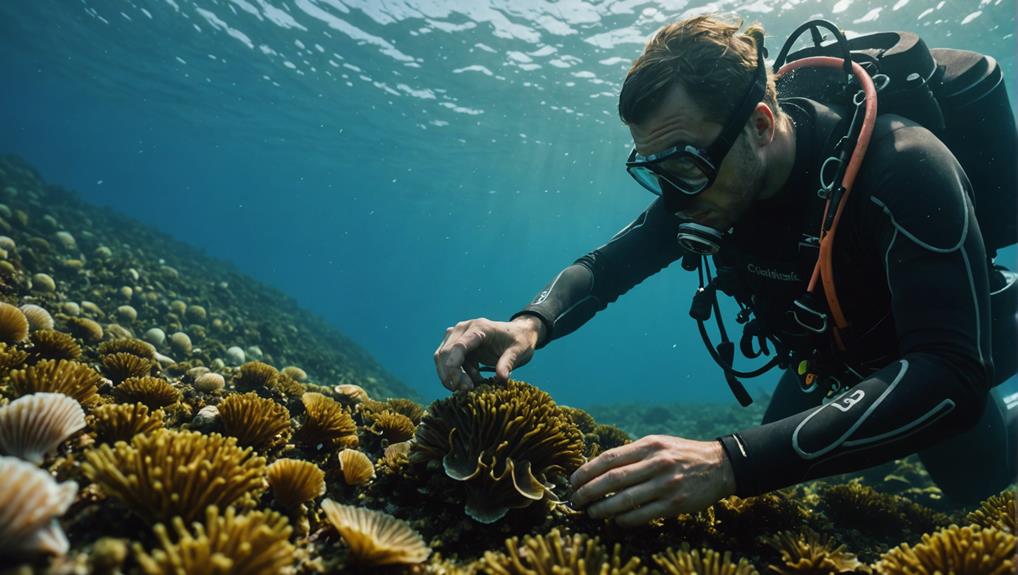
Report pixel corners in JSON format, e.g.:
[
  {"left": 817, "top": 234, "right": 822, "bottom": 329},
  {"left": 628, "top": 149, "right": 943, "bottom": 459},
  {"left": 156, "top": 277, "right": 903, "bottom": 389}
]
[{"left": 792, "top": 296, "right": 828, "bottom": 333}]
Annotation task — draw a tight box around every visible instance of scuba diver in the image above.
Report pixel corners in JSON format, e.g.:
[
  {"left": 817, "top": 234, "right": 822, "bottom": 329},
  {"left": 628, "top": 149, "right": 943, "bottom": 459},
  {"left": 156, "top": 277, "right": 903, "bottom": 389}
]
[{"left": 434, "top": 14, "right": 1018, "bottom": 526}]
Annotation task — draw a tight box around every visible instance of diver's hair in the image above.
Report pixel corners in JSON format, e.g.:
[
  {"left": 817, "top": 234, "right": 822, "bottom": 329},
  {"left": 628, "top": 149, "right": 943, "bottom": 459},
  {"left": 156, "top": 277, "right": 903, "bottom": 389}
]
[{"left": 618, "top": 15, "right": 781, "bottom": 127}]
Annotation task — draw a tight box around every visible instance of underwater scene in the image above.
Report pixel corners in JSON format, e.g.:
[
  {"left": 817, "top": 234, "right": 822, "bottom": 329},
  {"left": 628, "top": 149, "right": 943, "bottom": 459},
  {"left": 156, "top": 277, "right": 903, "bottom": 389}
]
[{"left": 0, "top": 0, "right": 1016, "bottom": 573}]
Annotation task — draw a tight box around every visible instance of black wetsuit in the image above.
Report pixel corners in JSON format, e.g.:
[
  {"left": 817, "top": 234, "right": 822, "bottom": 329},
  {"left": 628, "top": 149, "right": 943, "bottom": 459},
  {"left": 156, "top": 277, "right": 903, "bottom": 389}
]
[{"left": 512, "top": 98, "right": 1014, "bottom": 503}]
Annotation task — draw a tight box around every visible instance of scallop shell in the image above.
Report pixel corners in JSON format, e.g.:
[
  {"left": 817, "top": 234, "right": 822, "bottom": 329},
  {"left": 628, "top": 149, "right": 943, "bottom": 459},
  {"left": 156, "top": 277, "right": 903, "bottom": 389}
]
[
  {"left": 0, "top": 455, "right": 78, "bottom": 556},
  {"left": 0, "top": 393, "right": 86, "bottom": 464}
]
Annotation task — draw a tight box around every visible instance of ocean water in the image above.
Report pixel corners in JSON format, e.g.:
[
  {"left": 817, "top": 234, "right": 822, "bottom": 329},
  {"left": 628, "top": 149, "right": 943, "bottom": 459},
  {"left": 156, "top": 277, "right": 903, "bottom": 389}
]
[{"left": 0, "top": 0, "right": 1014, "bottom": 408}]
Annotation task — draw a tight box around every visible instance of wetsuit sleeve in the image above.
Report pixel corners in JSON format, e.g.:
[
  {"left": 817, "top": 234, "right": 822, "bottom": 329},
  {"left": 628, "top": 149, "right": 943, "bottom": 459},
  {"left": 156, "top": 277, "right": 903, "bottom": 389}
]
[
  {"left": 510, "top": 197, "right": 686, "bottom": 348},
  {"left": 718, "top": 120, "right": 994, "bottom": 496}
]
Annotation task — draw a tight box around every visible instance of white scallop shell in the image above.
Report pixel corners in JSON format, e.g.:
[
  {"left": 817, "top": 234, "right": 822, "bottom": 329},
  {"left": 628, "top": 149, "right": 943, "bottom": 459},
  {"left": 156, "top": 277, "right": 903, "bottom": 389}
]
[
  {"left": 0, "top": 393, "right": 86, "bottom": 465},
  {"left": 0, "top": 455, "right": 78, "bottom": 556}
]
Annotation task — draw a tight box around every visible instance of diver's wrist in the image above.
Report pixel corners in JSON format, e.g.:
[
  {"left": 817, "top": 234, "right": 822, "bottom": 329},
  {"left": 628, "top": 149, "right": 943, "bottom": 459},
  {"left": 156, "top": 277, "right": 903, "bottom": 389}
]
[{"left": 511, "top": 314, "right": 546, "bottom": 348}]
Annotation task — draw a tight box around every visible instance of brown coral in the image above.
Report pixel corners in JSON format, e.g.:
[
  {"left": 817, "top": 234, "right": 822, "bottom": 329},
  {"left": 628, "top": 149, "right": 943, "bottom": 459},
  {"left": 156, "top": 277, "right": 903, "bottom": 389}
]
[
  {"left": 368, "top": 410, "right": 416, "bottom": 443},
  {"left": 0, "top": 342, "right": 28, "bottom": 372},
  {"left": 482, "top": 528, "right": 646, "bottom": 575},
  {"left": 113, "top": 376, "right": 181, "bottom": 410},
  {"left": 89, "top": 402, "right": 164, "bottom": 444},
  {"left": 761, "top": 527, "right": 863, "bottom": 575},
  {"left": 266, "top": 458, "right": 325, "bottom": 508},
  {"left": 654, "top": 545, "right": 758, "bottom": 575},
  {"left": 0, "top": 392, "right": 85, "bottom": 464},
  {"left": 966, "top": 490, "right": 1015, "bottom": 534},
  {"left": 411, "top": 379, "right": 585, "bottom": 523},
  {"left": 377, "top": 441, "right": 412, "bottom": 475},
  {"left": 82, "top": 429, "right": 267, "bottom": 524},
  {"left": 820, "top": 480, "right": 949, "bottom": 536},
  {"left": 0, "top": 455, "right": 78, "bottom": 557},
  {"left": 874, "top": 524, "right": 1015, "bottom": 575},
  {"left": 0, "top": 301, "right": 29, "bottom": 343},
  {"left": 297, "top": 392, "right": 357, "bottom": 448},
  {"left": 97, "top": 338, "right": 155, "bottom": 360},
  {"left": 219, "top": 392, "right": 291, "bottom": 451},
  {"left": 8, "top": 359, "right": 101, "bottom": 405},
  {"left": 235, "top": 360, "right": 278, "bottom": 390},
  {"left": 134, "top": 505, "right": 294, "bottom": 575},
  {"left": 338, "top": 448, "right": 376, "bottom": 486},
  {"left": 28, "top": 329, "right": 81, "bottom": 361},
  {"left": 101, "top": 352, "right": 155, "bottom": 383},
  {"left": 320, "top": 499, "right": 430, "bottom": 566}
]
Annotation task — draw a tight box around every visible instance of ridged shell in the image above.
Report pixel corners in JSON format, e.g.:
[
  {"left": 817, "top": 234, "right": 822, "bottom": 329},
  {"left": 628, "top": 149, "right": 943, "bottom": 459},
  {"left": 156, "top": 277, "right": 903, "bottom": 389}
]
[
  {"left": 0, "top": 393, "right": 85, "bottom": 464},
  {"left": 20, "top": 304, "right": 54, "bottom": 332},
  {"left": 0, "top": 455, "right": 78, "bottom": 556},
  {"left": 338, "top": 448, "right": 376, "bottom": 486}
]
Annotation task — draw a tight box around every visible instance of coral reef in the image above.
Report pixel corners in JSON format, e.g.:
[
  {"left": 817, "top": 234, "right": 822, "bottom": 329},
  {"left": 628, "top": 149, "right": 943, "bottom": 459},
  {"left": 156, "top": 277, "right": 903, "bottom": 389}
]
[
  {"left": 411, "top": 378, "right": 585, "bottom": 523},
  {"left": 101, "top": 352, "right": 155, "bottom": 383},
  {"left": 760, "top": 527, "right": 864, "bottom": 575},
  {"left": 28, "top": 329, "right": 81, "bottom": 361},
  {"left": 134, "top": 505, "right": 295, "bottom": 575},
  {"left": 367, "top": 409, "right": 417, "bottom": 443},
  {"left": 82, "top": 429, "right": 267, "bottom": 524},
  {"left": 320, "top": 499, "right": 431, "bottom": 566},
  {"left": 88, "top": 402, "right": 164, "bottom": 444},
  {"left": 338, "top": 448, "right": 376, "bottom": 486},
  {"left": 481, "top": 528, "right": 647, "bottom": 575},
  {"left": 966, "top": 490, "right": 1015, "bottom": 534},
  {"left": 7, "top": 358, "right": 101, "bottom": 405},
  {"left": 112, "top": 376, "right": 181, "bottom": 409},
  {"left": 219, "top": 391, "right": 292, "bottom": 450},
  {"left": 874, "top": 524, "right": 1015, "bottom": 575},
  {"left": 266, "top": 458, "right": 325, "bottom": 508},
  {"left": 654, "top": 546, "right": 759, "bottom": 575},
  {"left": 297, "top": 391, "right": 358, "bottom": 449}
]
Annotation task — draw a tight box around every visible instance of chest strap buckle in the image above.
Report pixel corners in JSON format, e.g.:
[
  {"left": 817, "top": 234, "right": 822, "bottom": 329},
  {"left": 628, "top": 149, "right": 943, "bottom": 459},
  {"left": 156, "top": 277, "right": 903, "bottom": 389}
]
[{"left": 791, "top": 294, "right": 828, "bottom": 334}]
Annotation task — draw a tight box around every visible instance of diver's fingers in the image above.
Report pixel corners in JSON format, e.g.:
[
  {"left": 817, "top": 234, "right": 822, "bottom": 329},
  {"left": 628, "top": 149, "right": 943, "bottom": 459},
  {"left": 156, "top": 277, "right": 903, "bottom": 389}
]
[
  {"left": 463, "top": 361, "right": 484, "bottom": 386},
  {"left": 495, "top": 346, "right": 520, "bottom": 383},
  {"left": 436, "top": 323, "right": 487, "bottom": 391},
  {"left": 584, "top": 476, "right": 660, "bottom": 520},
  {"left": 570, "top": 458, "right": 659, "bottom": 509},
  {"left": 613, "top": 498, "right": 672, "bottom": 527},
  {"left": 569, "top": 442, "right": 645, "bottom": 490}
]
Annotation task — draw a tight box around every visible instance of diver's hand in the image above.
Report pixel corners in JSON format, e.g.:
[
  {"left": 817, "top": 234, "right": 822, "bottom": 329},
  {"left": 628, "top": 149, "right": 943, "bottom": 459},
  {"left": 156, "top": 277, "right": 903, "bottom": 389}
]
[
  {"left": 568, "top": 435, "right": 736, "bottom": 527},
  {"left": 434, "top": 316, "right": 543, "bottom": 392}
]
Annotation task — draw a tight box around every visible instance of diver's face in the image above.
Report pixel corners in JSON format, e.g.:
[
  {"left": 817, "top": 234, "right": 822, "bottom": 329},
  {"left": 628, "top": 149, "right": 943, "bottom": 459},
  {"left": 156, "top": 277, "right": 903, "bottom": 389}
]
[{"left": 629, "top": 82, "right": 765, "bottom": 232}]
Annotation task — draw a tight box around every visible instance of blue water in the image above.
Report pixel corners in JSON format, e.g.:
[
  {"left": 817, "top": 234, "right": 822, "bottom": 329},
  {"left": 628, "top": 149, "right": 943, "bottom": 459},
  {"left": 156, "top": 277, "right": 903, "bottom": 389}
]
[{"left": 0, "top": 0, "right": 1014, "bottom": 407}]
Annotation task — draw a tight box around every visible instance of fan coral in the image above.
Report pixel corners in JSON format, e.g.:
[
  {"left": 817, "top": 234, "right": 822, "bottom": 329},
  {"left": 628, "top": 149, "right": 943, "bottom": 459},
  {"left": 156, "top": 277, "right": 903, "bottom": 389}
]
[
  {"left": 320, "top": 499, "right": 431, "bottom": 566},
  {"left": 235, "top": 360, "right": 278, "bottom": 390},
  {"left": 89, "top": 402, "right": 164, "bottom": 444},
  {"left": 0, "top": 392, "right": 85, "bottom": 464},
  {"left": 0, "top": 455, "right": 78, "bottom": 557},
  {"left": 0, "top": 301, "right": 28, "bottom": 344},
  {"left": 9, "top": 359, "right": 101, "bottom": 405},
  {"left": 97, "top": 338, "right": 156, "bottom": 360},
  {"left": 65, "top": 317, "right": 103, "bottom": 343},
  {"left": 368, "top": 410, "right": 416, "bottom": 443},
  {"left": 267, "top": 458, "right": 325, "bottom": 508},
  {"left": 481, "top": 528, "right": 647, "bottom": 575},
  {"left": 113, "top": 376, "right": 181, "bottom": 410},
  {"left": 966, "top": 490, "right": 1015, "bottom": 534},
  {"left": 338, "top": 448, "right": 376, "bottom": 486},
  {"left": 102, "top": 352, "right": 155, "bottom": 383},
  {"left": 297, "top": 392, "right": 357, "bottom": 448},
  {"left": 761, "top": 527, "right": 863, "bottom": 575},
  {"left": 20, "top": 304, "right": 54, "bottom": 331},
  {"left": 82, "top": 429, "right": 267, "bottom": 524},
  {"left": 874, "top": 524, "right": 1015, "bottom": 575},
  {"left": 411, "top": 379, "right": 585, "bottom": 523},
  {"left": 219, "top": 392, "right": 292, "bottom": 451},
  {"left": 28, "top": 329, "right": 81, "bottom": 361},
  {"left": 654, "top": 546, "right": 758, "bottom": 575},
  {"left": 134, "top": 505, "right": 295, "bottom": 575}
]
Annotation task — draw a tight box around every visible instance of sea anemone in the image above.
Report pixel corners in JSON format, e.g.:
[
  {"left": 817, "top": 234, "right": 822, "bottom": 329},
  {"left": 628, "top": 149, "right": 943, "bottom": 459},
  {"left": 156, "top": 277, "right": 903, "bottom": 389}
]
[
  {"left": 218, "top": 392, "right": 291, "bottom": 451},
  {"left": 338, "top": 448, "right": 376, "bottom": 486},
  {"left": 89, "top": 402, "right": 164, "bottom": 444},
  {"left": 320, "top": 499, "right": 431, "bottom": 566},
  {"left": 654, "top": 545, "right": 758, "bottom": 575},
  {"left": 874, "top": 524, "right": 1015, "bottom": 575},
  {"left": 266, "top": 458, "right": 325, "bottom": 508},
  {"left": 0, "top": 301, "right": 29, "bottom": 343},
  {"left": 8, "top": 359, "right": 101, "bottom": 405},
  {"left": 0, "top": 392, "right": 85, "bottom": 464},
  {"left": 65, "top": 317, "right": 103, "bottom": 343},
  {"left": 761, "top": 527, "right": 863, "bottom": 575},
  {"left": 113, "top": 376, "right": 181, "bottom": 410},
  {"left": 82, "top": 429, "right": 267, "bottom": 524},
  {"left": 966, "top": 490, "right": 1015, "bottom": 534},
  {"left": 367, "top": 410, "right": 416, "bottom": 443},
  {"left": 98, "top": 338, "right": 156, "bottom": 360},
  {"left": 411, "top": 378, "right": 585, "bottom": 523},
  {"left": 134, "top": 505, "right": 295, "bottom": 575},
  {"left": 20, "top": 304, "right": 54, "bottom": 331},
  {"left": 235, "top": 360, "right": 278, "bottom": 390},
  {"left": 28, "top": 329, "right": 81, "bottom": 361},
  {"left": 0, "top": 456, "right": 78, "bottom": 557},
  {"left": 297, "top": 392, "right": 357, "bottom": 449},
  {"left": 481, "top": 528, "right": 646, "bottom": 575},
  {"left": 101, "top": 352, "right": 155, "bottom": 383}
]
